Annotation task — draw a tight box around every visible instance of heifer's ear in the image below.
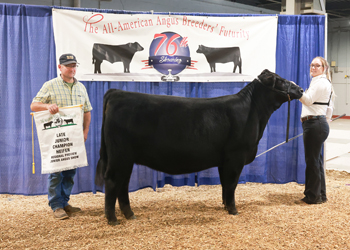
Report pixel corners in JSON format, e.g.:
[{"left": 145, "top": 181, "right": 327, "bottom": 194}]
[
  {"left": 259, "top": 69, "right": 270, "bottom": 80},
  {"left": 261, "top": 69, "right": 271, "bottom": 75},
  {"left": 259, "top": 69, "right": 269, "bottom": 80},
  {"left": 260, "top": 70, "right": 276, "bottom": 87}
]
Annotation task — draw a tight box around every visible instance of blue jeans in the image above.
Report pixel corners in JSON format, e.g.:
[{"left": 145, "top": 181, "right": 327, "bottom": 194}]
[
  {"left": 302, "top": 117, "right": 329, "bottom": 202},
  {"left": 48, "top": 169, "right": 76, "bottom": 211}
]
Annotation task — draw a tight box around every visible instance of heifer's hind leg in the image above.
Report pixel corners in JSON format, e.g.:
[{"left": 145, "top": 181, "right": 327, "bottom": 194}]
[
  {"left": 118, "top": 167, "right": 136, "bottom": 220},
  {"left": 233, "top": 59, "right": 242, "bottom": 74},
  {"left": 94, "top": 60, "right": 102, "bottom": 73},
  {"left": 233, "top": 62, "right": 237, "bottom": 73},
  {"left": 104, "top": 177, "right": 120, "bottom": 225},
  {"left": 104, "top": 157, "right": 134, "bottom": 225}
]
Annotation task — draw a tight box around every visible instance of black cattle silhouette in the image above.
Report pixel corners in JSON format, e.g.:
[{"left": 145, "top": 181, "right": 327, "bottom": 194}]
[
  {"left": 43, "top": 121, "right": 53, "bottom": 129},
  {"left": 64, "top": 119, "right": 74, "bottom": 124},
  {"left": 92, "top": 42, "right": 144, "bottom": 73},
  {"left": 196, "top": 45, "right": 242, "bottom": 73}
]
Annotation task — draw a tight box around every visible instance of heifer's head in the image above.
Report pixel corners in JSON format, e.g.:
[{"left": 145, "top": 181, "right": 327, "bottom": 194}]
[
  {"left": 129, "top": 42, "right": 144, "bottom": 52},
  {"left": 196, "top": 45, "right": 208, "bottom": 54},
  {"left": 257, "top": 69, "right": 303, "bottom": 101}
]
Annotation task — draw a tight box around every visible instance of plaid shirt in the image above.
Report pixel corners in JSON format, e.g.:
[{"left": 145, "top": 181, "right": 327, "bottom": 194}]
[{"left": 32, "top": 76, "right": 92, "bottom": 113}]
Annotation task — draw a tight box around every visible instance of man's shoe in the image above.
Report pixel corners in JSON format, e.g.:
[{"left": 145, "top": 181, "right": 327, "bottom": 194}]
[
  {"left": 64, "top": 205, "right": 81, "bottom": 213},
  {"left": 53, "top": 208, "right": 69, "bottom": 220}
]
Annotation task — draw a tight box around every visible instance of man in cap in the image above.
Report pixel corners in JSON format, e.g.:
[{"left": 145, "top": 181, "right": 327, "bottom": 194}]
[{"left": 30, "top": 53, "right": 92, "bottom": 220}]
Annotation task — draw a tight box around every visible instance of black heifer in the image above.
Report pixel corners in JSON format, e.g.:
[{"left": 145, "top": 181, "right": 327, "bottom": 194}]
[
  {"left": 43, "top": 121, "right": 53, "bottom": 129},
  {"left": 196, "top": 45, "right": 242, "bottom": 73},
  {"left": 92, "top": 42, "right": 144, "bottom": 73},
  {"left": 64, "top": 119, "right": 74, "bottom": 124},
  {"left": 95, "top": 69, "right": 303, "bottom": 225}
]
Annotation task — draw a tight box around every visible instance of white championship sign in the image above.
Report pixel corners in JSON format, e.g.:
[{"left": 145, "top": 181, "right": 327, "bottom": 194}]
[{"left": 32, "top": 106, "right": 88, "bottom": 174}]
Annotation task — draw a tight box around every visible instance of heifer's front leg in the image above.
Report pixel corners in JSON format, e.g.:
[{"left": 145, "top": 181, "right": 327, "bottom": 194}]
[
  {"left": 123, "top": 62, "right": 130, "bottom": 73},
  {"left": 225, "top": 177, "right": 240, "bottom": 215},
  {"left": 222, "top": 156, "right": 245, "bottom": 215},
  {"left": 209, "top": 63, "right": 216, "bottom": 72},
  {"left": 218, "top": 166, "right": 226, "bottom": 206}
]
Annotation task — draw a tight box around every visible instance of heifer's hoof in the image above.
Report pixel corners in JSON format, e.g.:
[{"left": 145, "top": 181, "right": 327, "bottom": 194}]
[
  {"left": 123, "top": 211, "right": 136, "bottom": 220},
  {"left": 226, "top": 207, "right": 238, "bottom": 215},
  {"left": 228, "top": 210, "right": 239, "bottom": 215},
  {"left": 127, "top": 215, "right": 137, "bottom": 220},
  {"left": 108, "top": 220, "right": 119, "bottom": 226}
]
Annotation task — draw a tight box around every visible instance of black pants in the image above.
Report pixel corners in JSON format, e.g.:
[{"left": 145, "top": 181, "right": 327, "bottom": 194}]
[{"left": 302, "top": 117, "right": 329, "bottom": 202}]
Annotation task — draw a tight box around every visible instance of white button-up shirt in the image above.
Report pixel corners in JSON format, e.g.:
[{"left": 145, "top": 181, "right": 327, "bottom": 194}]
[{"left": 299, "top": 74, "right": 333, "bottom": 120}]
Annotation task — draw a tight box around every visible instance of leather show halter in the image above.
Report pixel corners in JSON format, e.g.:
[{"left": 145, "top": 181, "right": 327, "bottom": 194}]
[{"left": 256, "top": 76, "right": 292, "bottom": 143}]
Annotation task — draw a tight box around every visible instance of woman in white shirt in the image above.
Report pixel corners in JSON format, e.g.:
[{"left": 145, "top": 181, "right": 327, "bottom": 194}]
[{"left": 298, "top": 56, "right": 334, "bottom": 204}]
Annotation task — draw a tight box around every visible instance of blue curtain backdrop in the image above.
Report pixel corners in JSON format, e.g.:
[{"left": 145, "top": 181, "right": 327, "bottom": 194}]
[{"left": 0, "top": 4, "right": 325, "bottom": 195}]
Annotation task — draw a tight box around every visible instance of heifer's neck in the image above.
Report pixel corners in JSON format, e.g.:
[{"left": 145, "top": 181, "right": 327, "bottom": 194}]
[
  {"left": 239, "top": 80, "right": 282, "bottom": 118},
  {"left": 240, "top": 80, "right": 286, "bottom": 139},
  {"left": 254, "top": 80, "right": 285, "bottom": 119}
]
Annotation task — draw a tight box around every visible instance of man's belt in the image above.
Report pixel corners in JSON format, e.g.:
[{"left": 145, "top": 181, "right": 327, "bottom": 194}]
[{"left": 301, "top": 115, "right": 326, "bottom": 123}]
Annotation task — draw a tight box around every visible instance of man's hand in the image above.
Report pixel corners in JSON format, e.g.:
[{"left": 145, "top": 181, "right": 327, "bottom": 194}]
[
  {"left": 30, "top": 102, "right": 59, "bottom": 114},
  {"left": 47, "top": 104, "right": 59, "bottom": 114}
]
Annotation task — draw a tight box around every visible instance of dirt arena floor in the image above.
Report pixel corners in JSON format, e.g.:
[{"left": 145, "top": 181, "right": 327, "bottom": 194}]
[{"left": 1, "top": 170, "right": 350, "bottom": 250}]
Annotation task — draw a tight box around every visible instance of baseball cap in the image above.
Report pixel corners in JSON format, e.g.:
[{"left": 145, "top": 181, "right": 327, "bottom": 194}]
[{"left": 59, "top": 53, "right": 78, "bottom": 65}]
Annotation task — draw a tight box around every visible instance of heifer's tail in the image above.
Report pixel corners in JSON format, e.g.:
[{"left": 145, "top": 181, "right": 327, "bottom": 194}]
[{"left": 95, "top": 89, "right": 118, "bottom": 187}]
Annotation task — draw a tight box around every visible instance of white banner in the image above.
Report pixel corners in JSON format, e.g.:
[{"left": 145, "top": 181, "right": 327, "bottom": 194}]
[
  {"left": 53, "top": 9, "right": 278, "bottom": 82},
  {"left": 33, "top": 106, "right": 88, "bottom": 174}
]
